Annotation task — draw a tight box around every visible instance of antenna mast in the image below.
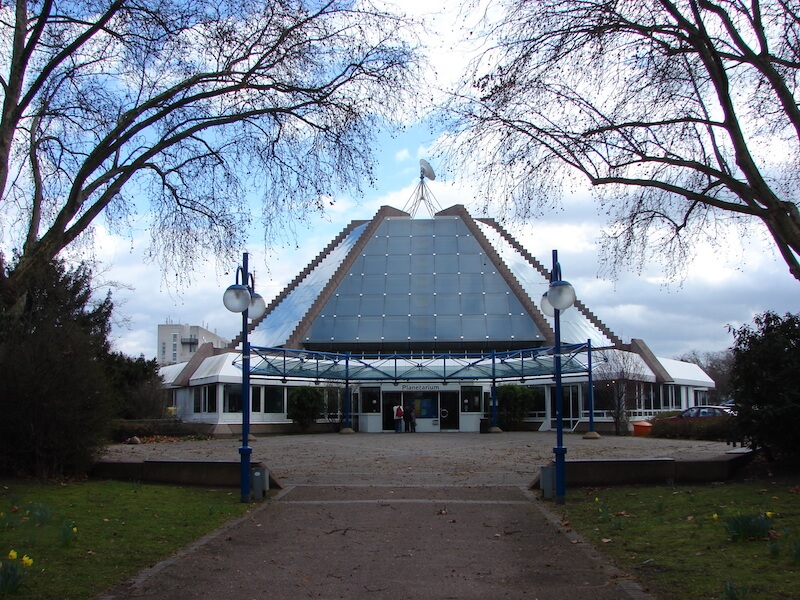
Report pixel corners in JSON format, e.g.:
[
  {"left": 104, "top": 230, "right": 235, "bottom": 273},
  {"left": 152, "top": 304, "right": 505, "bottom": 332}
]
[{"left": 403, "top": 159, "right": 442, "bottom": 217}]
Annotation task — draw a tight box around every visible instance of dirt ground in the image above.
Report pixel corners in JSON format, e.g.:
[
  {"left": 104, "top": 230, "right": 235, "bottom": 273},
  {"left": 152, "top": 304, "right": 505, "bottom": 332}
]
[{"left": 96, "top": 432, "right": 735, "bottom": 600}]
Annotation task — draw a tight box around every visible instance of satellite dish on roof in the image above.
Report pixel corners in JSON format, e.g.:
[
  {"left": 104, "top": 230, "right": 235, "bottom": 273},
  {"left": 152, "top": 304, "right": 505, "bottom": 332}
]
[
  {"left": 420, "top": 159, "right": 436, "bottom": 181},
  {"left": 403, "top": 159, "right": 442, "bottom": 217}
]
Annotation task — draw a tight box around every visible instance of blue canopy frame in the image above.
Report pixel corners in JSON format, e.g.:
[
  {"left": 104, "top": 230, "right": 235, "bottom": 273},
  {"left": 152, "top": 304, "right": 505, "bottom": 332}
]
[{"left": 243, "top": 343, "right": 590, "bottom": 383}]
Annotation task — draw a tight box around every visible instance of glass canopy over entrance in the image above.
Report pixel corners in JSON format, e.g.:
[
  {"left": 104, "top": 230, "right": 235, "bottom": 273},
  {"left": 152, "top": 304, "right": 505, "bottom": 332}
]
[{"left": 245, "top": 343, "right": 590, "bottom": 383}]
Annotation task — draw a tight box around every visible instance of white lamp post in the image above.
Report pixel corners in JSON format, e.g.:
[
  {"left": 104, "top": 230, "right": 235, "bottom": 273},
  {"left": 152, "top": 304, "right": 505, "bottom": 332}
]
[
  {"left": 223, "top": 252, "right": 266, "bottom": 502},
  {"left": 540, "top": 249, "right": 575, "bottom": 505}
]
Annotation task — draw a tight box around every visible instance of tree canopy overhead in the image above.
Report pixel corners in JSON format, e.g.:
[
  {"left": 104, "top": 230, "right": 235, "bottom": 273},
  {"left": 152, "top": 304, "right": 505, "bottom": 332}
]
[
  {"left": 0, "top": 0, "right": 421, "bottom": 312},
  {"left": 444, "top": 0, "right": 800, "bottom": 283}
]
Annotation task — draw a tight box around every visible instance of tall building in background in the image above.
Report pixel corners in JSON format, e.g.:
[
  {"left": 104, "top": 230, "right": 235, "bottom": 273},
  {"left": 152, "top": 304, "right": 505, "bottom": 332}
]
[{"left": 157, "top": 322, "right": 229, "bottom": 365}]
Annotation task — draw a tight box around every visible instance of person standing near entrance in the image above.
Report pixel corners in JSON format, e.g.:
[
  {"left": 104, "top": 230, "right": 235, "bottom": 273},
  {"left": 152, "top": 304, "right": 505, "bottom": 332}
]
[
  {"left": 403, "top": 405, "right": 412, "bottom": 432},
  {"left": 393, "top": 403, "right": 404, "bottom": 433}
]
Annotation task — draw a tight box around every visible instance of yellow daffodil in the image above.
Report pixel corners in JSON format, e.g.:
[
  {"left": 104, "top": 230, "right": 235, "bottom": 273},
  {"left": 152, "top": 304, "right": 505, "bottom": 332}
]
[
  {"left": 21, "top": 555, "right": 33, "bottom": 567},
  {"left": 712, "top": 513, "right": 719, "bottom": 520},
  {"left": 766, "top": 511, "right": 774, "bottom": 518},
  {"left": 8, "top": 549, "right": 17, "bottom": 560},
  {"left": 594, "top": 497, "right": 600, "bottom": 503},
  {"left": 72, "top": 526, "right": 78, "bottom": 534}
]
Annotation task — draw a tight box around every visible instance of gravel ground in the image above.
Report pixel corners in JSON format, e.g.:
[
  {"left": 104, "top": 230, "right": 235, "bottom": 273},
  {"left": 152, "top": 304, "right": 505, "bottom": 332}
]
[{"left": 102, "top": 431, "right": 735, "bottom": 487}]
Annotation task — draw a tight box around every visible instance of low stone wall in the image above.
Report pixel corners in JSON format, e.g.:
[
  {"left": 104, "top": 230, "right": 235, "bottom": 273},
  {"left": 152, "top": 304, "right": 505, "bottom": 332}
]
[
  {"left": 532, "top": 450, "right": 752, "bottom": 491},
  {"left": 90, "top": 459, "right": 282, "bottom": 491}
]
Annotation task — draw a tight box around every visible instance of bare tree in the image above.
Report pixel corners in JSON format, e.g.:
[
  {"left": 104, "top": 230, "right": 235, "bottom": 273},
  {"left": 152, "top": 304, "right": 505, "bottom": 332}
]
[
  {"left": 594, "top": 350, "right": 650, "bottom": 435},
  {"left": 443, "top": 0, "right": 800, "bottom": 283},
  {"left": 0, "top": 0, "right": 420, "bottom": 312}
]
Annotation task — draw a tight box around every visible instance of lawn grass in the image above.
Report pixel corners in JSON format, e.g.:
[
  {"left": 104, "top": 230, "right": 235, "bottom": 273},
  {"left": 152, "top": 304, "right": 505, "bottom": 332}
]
[
  {"left": 559, "top": 481, "right": 800, "bottom": 599},
  {"left": 0, "top": 479, "right": 251, "bottom": 599}
]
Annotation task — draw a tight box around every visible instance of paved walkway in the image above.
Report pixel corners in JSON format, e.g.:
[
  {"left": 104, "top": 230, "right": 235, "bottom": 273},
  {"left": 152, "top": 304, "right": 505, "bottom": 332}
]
[{"left": 97, "top": 432, "right": 733, "bottom": 599}]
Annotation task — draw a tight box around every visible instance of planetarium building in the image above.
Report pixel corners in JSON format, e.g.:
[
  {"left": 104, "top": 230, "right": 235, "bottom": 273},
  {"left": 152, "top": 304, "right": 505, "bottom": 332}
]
[{"left": 162, "top": 203, "right": 713, "bottom": 436}]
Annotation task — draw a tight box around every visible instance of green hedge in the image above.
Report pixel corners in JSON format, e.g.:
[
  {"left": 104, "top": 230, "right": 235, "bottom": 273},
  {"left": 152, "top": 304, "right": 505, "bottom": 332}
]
[{"left": 650, "top": 415, "right": 738, "bottom": 442}]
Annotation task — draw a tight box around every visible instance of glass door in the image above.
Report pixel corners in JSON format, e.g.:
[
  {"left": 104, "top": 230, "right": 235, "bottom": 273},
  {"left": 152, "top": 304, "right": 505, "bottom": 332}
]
[{"left": 440, "top": 391, "right": 460, "bottom": 430}]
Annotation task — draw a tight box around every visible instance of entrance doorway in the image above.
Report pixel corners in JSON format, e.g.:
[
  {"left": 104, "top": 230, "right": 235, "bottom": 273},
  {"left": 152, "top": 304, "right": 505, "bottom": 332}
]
[
  {"left": 383, "top": 392, "right": 401, "bottom": 431},
  {"left": 439, "top": 391, "right": 460, "bottom": 430}
]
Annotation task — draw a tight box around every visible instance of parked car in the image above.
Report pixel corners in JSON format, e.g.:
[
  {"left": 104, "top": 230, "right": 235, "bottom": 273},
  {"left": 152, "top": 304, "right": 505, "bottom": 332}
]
[{"left": 666, "top": 405, "right": 734, "bottom": 419}]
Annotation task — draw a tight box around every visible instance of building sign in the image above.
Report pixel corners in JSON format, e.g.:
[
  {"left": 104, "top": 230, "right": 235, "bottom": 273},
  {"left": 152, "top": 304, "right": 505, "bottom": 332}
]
[{"left": 398, "top": 383, "right": 444, "bottom": 392}]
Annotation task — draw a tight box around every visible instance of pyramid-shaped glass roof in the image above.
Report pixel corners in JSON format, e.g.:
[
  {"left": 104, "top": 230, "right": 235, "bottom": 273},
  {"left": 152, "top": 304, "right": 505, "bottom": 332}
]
[
  {"left": 247, "top": 205, "right": 620, "bottom": 354},
  {"left": 303, "top": 214, "right": 543, "bottom": 350}
]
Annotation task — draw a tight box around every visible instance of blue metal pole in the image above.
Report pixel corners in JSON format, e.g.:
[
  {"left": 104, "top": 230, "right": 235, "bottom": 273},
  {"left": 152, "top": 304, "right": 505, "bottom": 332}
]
[
  {"left": 552, "top": 250, "right": 567, "bottom": 505},
  {"left": 239, "top": 252, "right": 252, "bottom": 503},
  {"left": 344, "top": 352, "right": 351, "bottom": 429},
  {"left": 587, "top": 339, "right": 595, "bottom": 433},
  {"left": 491, "top": 351, "right": 498, "bottom": 428}
]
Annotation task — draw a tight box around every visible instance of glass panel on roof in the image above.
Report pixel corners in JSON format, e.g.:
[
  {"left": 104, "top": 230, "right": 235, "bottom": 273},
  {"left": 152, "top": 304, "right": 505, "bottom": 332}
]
[
  {"left": 434, "top": 273, "right": 458, "bottom": 291},
  {"left": 435, "top": 294, "right": 459, "bottom": 314},
  {"left": 460, "top": 274, "right": 484, "bottom": 293},
  {"left": 410, "top": 254, "right": 434, "bottom": 272},
  {"left": 326, "top": 295, "right": 349, "bottom": 314},
  {"left": 333, "top": 317, "right": 359, "bottom": 338},
  {"left": 410, "top": 294, "right": 434, "bottom": 314},
  {"left": 411, "top": 237, "right": 434, "bottom": 254},
  {"left": 410, "top": 273, "right": 434, "bottom": 292},
  {"left": 486, "top": 314, "right": 512, "bottom": 339},
  {"left": 460, "top": 293, "right": 484, "bottom": 313},
  {"left": 434, "top": 218, "right": 459, "bottom": 234},
  {"left": 387, "top": 254, "right": 410, "bottom": 272},
  {"left": 434, "top": 254, "right": 459, "bottom": 273},
  {"left": 337, "top": 274, "right": 362, "bottom": 294},
  {"left": 510, "top": 314, "right": 541, "bottom": 340},
  {"left": 435, "top": 316, "right": 461, "bottom": 338},
  {"left": 457, "top": 236, "right": 476, "bottom": 252},
  {"left": 362, "top": 274, "right": 385, "bottom": 290},
  {"left": 363, "top": 254, "right": 386, "bottom": 273},
  {"left": 485, "top": 292, "right": 511, "bottom": 313},
  {"left": 358, "top": 316, "right": 383, "bottom": 338},
  {"left": 368, "top": 236, "right": 388, "bottom": 253},
  {"left": 461, "top": 315, "right": 486, "bottom": 337},
  {"left": 385, "top": 274, "right": 409, "bottom": 294},
  {"left": 385, "top": 219, "right": 411, "bottom": 235},
  {"left": 383, "top": 316, "right": 408, "bottom": 340},
  {"left": 349, "top": 255, "right": 366, "bottom": 271},
  {"left": 385, "top": 294, "right": 409, "bottom": 314},
  {"left": 458, "top": 254, "right": 484, "bottom": 272},
  {"left": 508, "top": 295, "right": 528, "bottom": 312},
  {"left": 434, "top": 236, "right": 458, "bottom": 254},
  {"left": 410, "top": 315, "right": 435, "bottom": 338},
  {"left": 386, "top": 235, "right": 411, "bottom": 253},
  {"left": 413, "top": 220, "right": 435, "bottom": 235},
  {"left": 360, "top": 295, "right": 384, "bottom": 316},
  {"left": 309, "top": 315, "right": 334, "bottom": 339}
]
